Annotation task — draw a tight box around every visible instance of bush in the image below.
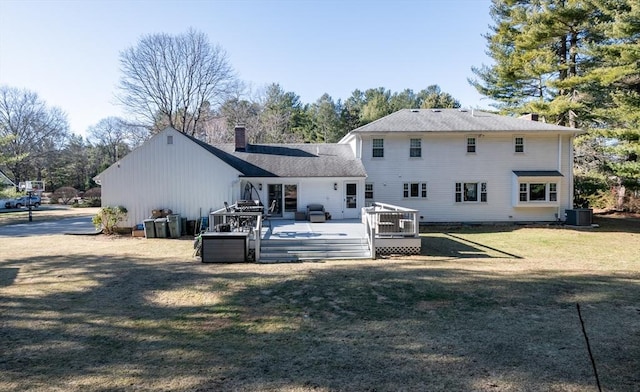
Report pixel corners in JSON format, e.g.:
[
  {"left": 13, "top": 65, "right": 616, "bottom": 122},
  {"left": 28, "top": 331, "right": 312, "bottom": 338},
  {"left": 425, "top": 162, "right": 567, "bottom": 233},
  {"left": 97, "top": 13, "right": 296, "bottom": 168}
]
[
  {"left": 83, "top": 187, "right": 102, "bottom": 207},
  {"left": 626, "top": 193, "right": 640, "bottom": 213},
  {"left": 53, "top": 187, "right": 78, "bottom": 205},
  {"left": 574, "top": 174, "right": 609, "bottom": 208},
  {"left": 83, "top": 187, "right": 101, "bottom": 199},
  {"left": 586, "top": 189, "right": 617, "bottom": 210},
  {"left": 92, "top": 206, "right": 127, "bottom": 235},
  {"left": 0, "top": 187, "right": 20, "bottom": 200}
]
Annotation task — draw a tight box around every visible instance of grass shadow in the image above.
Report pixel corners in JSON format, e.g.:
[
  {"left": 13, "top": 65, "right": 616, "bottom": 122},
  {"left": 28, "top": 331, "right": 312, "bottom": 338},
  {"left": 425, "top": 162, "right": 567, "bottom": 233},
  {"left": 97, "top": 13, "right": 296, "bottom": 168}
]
[
  {"left": 1, "top": 252, "right": 638, "bottom": 391},
  {"left": 420, "top": 234, "right": 523, "bottom": 259},
  {"left": 0, "top": 267, "right": 18, "bottom": 287}
]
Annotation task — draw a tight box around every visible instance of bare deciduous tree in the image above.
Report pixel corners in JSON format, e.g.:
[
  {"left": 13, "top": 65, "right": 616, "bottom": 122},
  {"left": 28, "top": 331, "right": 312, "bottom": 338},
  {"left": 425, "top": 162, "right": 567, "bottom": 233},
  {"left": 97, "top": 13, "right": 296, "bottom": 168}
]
[
  {"left": 117, "top": 29, "right": 236, "bottom": 136},
  {"left": 0, "top": 85, "right": 69, "bottom": 184},
  {"left": 87, "top": 117, "right": 132, "bottom": 164}
]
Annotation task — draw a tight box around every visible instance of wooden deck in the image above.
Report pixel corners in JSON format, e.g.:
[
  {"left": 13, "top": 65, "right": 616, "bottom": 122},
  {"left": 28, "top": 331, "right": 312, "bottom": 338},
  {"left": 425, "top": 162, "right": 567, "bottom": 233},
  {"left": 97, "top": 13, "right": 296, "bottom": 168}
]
[{"left": 260, "top": 219, "right": 366, "bottom": 240}]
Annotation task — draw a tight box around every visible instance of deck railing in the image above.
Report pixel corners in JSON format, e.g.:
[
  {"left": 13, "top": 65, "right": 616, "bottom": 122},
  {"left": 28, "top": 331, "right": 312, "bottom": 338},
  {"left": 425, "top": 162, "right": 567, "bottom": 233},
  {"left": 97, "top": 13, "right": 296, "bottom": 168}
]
[{"left": 363, "top": 202, "right": 418, "bottom": 237}]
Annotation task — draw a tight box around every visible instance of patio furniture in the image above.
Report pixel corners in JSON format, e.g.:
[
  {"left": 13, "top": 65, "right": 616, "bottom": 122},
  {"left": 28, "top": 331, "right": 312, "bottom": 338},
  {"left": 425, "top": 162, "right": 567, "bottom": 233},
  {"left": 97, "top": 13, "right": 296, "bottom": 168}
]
[
  {"left": 263, "top": 200, "right": 276, "bottom": 228},
  {"left": 307, "top": 204, "right": 326, "bottom": 223}
]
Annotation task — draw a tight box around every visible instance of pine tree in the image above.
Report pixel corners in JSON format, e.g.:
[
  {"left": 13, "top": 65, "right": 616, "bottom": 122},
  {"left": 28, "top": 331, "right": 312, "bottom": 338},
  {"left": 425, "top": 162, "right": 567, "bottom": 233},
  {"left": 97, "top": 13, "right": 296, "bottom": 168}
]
[
  {"left": 469, "top": 0, "right": 607, "bottom": 127},
  {"left": 588, "top": 0, "right": 640, "bottom": 191}
]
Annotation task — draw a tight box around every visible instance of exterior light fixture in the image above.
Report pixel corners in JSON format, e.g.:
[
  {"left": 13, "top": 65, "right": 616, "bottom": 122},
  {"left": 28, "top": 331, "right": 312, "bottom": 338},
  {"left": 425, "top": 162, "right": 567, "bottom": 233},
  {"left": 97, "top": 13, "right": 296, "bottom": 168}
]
[
  {"left": 334, "top": 183, "right": 338, "bottom": 190},
  {"left": 258, "top": 183, "right": 262, "bottom": 191}
]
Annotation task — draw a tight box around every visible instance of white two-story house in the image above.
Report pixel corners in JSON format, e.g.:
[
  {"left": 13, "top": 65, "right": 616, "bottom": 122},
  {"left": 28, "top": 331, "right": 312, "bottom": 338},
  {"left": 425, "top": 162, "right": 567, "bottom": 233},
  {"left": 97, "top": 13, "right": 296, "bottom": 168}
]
[
  {"left": 96, "top": 108, "right": 582, "bottom": 228},
  {"left": 339, "top": 109, "right": 583, "bottom": 223}
]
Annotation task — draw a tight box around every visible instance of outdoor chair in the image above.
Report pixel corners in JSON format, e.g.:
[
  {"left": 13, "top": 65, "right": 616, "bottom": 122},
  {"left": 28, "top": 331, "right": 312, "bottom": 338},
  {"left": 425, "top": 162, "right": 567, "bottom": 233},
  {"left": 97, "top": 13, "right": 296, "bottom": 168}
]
[{"left": 306, "top": 203, "right": 326, "bottom": 223}]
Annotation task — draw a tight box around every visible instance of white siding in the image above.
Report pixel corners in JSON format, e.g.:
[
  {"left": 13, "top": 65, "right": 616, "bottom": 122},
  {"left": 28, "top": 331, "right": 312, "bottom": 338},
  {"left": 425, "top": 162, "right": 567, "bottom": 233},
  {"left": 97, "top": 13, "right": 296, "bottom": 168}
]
[
  {"left": 357, "top": 132, "right": 575, "bottom": 223},
  {"left": 96, "top": 129, "right": 241, "bottom": 227}
]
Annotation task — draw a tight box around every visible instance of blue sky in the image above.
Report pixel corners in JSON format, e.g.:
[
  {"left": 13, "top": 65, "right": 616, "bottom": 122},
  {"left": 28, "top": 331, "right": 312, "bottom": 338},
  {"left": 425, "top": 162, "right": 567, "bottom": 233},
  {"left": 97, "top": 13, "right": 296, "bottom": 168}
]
[{"left": 0, "top": 0, "right": 495, "bottom": 137}]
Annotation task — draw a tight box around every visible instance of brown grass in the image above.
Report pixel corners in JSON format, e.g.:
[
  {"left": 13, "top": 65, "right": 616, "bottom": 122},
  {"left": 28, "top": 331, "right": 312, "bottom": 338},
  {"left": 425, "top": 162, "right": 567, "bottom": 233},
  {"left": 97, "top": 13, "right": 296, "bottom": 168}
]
[{"left": 0, "top": 214, "right": 638, "bottom": 391}]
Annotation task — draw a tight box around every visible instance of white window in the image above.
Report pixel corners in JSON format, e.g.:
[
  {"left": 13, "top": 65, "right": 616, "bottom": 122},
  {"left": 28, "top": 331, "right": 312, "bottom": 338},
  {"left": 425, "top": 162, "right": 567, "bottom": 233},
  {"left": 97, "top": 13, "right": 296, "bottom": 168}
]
[
  {"left": 410, "top": 138, "right": 422, "bottom": 157},
  {"left": 467, "top": 137, "right": 476, "bottom": 153},
  {"left": 549, "top": 183, "right": 557, "bottom": 201},
  {"left": 372, "top": 138, "right": 384, "bottom": 158},
  {"left": 284, "top": 184, "right": 297, "bottom": 212},
  {"left": 514, "top": 136, "right": 524, "bottom": 153},
  {"left": 365, "top": 183, "right": 374, "bottom": 200},
  {"left": 518, "top": 182, "right": 559, "bottom": 202},
  {"left": 167, "top": 135, "right": 173, "bottom": 145},
  {"left": 403, "top": 182, "right": 427, "bottom": 198},
  {"left": 455, "top": 182, "right": 487, "bottom": 203}
]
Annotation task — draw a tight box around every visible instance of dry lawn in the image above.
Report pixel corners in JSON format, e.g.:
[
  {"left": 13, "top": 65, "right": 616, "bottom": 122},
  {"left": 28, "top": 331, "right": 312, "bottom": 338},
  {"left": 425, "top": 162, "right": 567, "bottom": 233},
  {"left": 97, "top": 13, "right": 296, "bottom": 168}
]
[{"left": 0, "top": 214, "right": 638, "bottom": 391}]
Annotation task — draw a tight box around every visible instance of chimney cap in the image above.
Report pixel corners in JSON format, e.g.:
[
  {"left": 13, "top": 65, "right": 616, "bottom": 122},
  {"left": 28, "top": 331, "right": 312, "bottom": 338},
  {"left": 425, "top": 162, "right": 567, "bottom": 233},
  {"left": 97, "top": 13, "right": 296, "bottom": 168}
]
[{"left": 518, "top": 113, "right": 539, "bottom": 122}]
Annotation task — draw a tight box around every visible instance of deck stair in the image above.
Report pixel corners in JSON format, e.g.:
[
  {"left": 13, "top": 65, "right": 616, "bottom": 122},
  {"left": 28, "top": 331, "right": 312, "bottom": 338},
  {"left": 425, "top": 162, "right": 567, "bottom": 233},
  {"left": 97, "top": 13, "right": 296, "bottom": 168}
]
[{"left": 259, "top": 237, "right": 371, "bottom": 262}]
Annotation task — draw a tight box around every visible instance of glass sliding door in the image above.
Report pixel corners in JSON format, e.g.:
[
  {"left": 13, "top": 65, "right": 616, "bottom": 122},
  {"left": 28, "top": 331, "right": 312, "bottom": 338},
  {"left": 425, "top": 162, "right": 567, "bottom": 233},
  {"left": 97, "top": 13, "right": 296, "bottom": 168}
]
[{"left": 284, "top": 184, "right": 297, "bottom": 213}]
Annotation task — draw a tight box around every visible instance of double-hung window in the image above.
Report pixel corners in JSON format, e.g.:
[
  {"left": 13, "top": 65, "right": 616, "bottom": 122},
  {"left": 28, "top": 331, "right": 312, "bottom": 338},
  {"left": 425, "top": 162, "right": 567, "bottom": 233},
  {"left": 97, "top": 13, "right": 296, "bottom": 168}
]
[
  {"left": 365, "top": 183, "right": 374, "bottom": 200},
  {"left": 403, "top": 182, "right": 427, "bottom": 198},
  {"left": 410, "top": 138, "right": 422, "bottom": 157},
  {"left": 514, "top": 136, "right": 524, "bottom": 153},
  {"left": 467, "top": 137, "right": 476, "bottom": 153},
  {"left": 455, "top": 182, "right": 487, "bottom": 203},
  {"left": 372, "top": 138, "right": 384, "bottom": 158}
]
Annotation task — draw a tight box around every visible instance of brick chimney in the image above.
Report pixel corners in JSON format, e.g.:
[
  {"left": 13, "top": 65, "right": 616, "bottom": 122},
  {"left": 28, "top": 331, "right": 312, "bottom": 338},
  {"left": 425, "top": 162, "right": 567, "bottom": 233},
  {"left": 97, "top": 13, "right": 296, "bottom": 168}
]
[
  {"left": 234, "top": 125, "right": 246, "bottom": 151},
  {"left": 518, "top": 113, "right": 539, "bottom": 122}
]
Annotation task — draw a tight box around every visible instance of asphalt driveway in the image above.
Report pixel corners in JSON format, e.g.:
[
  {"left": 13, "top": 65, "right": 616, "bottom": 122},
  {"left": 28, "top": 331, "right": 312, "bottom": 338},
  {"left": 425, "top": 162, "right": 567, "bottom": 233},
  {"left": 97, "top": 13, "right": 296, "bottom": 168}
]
[{"left": 0, "top": 215, "right": 99, "bottom": 237}]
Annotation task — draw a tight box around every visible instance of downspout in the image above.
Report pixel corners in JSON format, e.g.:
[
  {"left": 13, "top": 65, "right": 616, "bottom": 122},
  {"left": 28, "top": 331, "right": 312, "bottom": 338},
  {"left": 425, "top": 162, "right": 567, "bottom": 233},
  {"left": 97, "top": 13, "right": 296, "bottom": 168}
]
[
  {"left": 569, "top": 134, "right": 575, "bottom": 209},
  {"left": 558, "top": 134, "right": 562, "bottom": 221}
]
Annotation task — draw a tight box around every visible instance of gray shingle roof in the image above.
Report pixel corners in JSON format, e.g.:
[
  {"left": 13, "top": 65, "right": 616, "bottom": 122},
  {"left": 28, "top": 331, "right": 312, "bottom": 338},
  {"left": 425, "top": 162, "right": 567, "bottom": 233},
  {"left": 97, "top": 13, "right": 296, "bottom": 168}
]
[
  {"left": 348, "top": 109, "right": 583, "bottom": 134},
  {"left": 188, "top": 135, "right": 366, "bottom": 178},
  {"left": 513, "top": 170, "right": 564, "bottom": 177}
]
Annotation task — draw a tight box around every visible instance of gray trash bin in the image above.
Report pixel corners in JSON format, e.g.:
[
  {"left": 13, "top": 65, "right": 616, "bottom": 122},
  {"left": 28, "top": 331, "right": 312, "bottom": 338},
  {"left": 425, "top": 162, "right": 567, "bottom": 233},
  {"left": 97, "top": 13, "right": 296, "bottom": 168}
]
[
  {"left": 167, "top": 214, "right": 181, "bottom": 238},
  {"left": 143, "top": 219, "right": 156, "bottom": 238},
  {"left": 154, "top": 218, "right": 168, "bottom": 238}
]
